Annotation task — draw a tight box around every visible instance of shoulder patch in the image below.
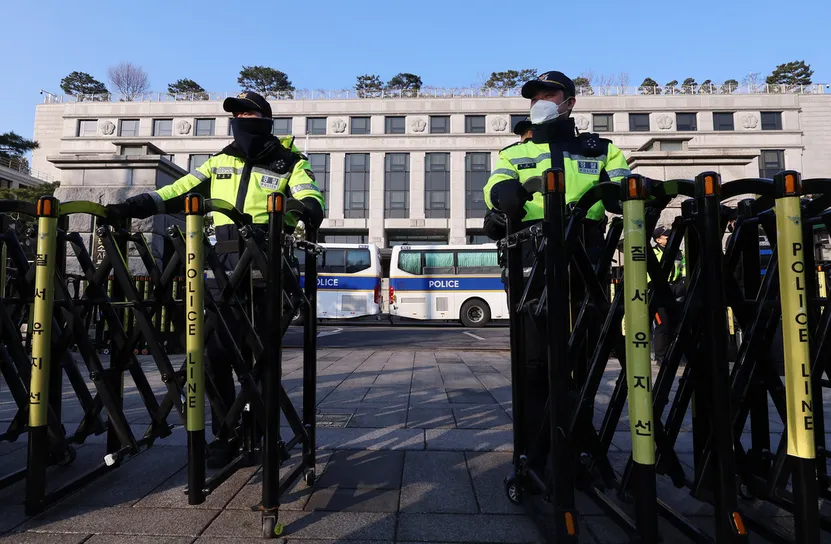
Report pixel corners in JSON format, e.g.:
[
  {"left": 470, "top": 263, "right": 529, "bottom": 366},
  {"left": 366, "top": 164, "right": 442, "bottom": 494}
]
[{"left": 577, "top": 132, "right": 613, "bottom": 158}]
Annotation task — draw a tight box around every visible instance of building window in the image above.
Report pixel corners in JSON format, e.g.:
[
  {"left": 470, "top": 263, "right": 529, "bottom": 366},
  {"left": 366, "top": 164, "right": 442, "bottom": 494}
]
[
  {"left": 308, "top": 153, "right": 330, "bottom": 217},
  {"left": 188, "top": 154, "right": 210, "bottom": 173},
  {"left": 153, "top": 119, "right": 173, "bottom": 136},
  {"left": 676, "top": 113, "right": 697, "bottom": 131},
  {"left": 307, "top": 117, "right": 326, "bottom": 135},
  {"left": 467, "top": 233, "right": 491, "bottom": 245},
  {"left": 387, "top": 231, "right": 449, "bottom": 246},
  {"left": 385, "top": 116, "right": 405, "bottom": 134},
  {"left": 273, "top": 117, "right": 292, "bottom": 136},
  {"left": 194, "top": 118, "right": 215, "bottom": 136},
  {"left": 465, "top": 115, "right": 486, "bottom": 133},
  {"left": 593, "top": 114, "right": 613, "bottom": 132},
  {"left": 344, "top": 153, "right": 369, "bottom": 219},
  {"left": 351, "top": 117, "right": 370, "bottom": 135},
  {"left": 761, "top": 112, "right": 782, "bottom": 130},
  {"left": 629, "top": 113, "right": 650, "bottom": 132},
  {"left": 77, "top": 119, "right": 98, "bottom": 137},
  {"left": 759, "top": 150, "right": 785, "bottom": 179},
  {"left": 465, "top": 152, "right": 491, "bottom": 218},
  {"left": 430, "top": 115, "right": 450, "bottom": 134},
  {"left": 319, "top": 231, "right": 368, "bottom": 244},
  {"left": 713, "top": 112, "right": 735, "bottom": 131},
  {"left": 384, "top": 153, "right": 410, "bottom": 218},
  {"left": 425, "top": 153, "right": 450, "bottom": 218},
  {"left": 119, "top": 119, "right": 139, "bottom": 137},
  {"left": 510, "top": 115, "right": 528, "bottom": 132}
]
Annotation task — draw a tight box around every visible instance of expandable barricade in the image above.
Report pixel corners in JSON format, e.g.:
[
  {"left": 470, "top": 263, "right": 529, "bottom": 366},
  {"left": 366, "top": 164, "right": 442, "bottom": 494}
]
[
  {"left": 0, "top": 193, "right": 320, "bottom": 539},
  {"left": 499, "top": 170, "right": 830, "bottom": 543}
]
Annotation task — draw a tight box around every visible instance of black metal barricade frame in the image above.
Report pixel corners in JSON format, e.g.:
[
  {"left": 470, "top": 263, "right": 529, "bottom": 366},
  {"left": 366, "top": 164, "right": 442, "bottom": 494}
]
[
  {"left": 497, "top": 170, "right": 831, "bottom": 542},
  {"left": 177, "top": 194, "right": 320, "bottom": 539}
]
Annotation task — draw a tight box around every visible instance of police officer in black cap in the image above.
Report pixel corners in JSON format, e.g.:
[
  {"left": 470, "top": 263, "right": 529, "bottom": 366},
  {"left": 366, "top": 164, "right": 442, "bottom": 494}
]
[
  {"left": 108, "top": 91, "right": 325, "bottom": 467},
  {"left": 513, "top": 116, "right": 533, "bottom": 143}
]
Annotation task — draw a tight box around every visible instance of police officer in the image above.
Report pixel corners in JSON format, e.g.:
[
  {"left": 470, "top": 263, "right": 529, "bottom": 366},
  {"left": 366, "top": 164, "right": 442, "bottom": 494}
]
[
  {"left": 107, "top": 91, "right": 324, "bottom": 466},
  {"left": 483, "top": 70, "right": 631, "bottom": 472},
  {"left": 513, "top": 116, "right": 533, "bottom": 143},
  {"left": 651, "top": 226, "right": 685, "bottom": 362}
]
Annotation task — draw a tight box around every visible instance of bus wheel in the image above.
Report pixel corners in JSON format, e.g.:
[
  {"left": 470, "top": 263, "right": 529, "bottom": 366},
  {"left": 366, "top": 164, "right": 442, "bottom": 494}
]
[
  {"left": 460, "top": 299, "right": 490, "bottom": 328},
  {"left": 291, "top": 307, "right": 305, "bottom": 327}
]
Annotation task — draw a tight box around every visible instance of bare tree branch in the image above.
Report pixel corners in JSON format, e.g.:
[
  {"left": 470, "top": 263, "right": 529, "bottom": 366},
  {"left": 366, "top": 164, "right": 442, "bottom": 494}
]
[{"left": 108, "top": 62, "right": 150, "bottom": 101}]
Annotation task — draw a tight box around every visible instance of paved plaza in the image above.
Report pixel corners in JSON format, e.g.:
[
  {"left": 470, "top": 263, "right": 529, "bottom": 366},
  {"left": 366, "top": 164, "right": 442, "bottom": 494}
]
[{"left": 0, "top": 348, "right": 817, "bottom": 543}]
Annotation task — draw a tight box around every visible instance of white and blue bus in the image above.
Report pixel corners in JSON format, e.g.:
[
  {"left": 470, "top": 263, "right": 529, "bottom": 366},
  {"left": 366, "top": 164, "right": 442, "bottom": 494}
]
[
  {"left": 388, "top": 244, "right": 508, "bottom": 327},
  {"left": 295, "top": 243, "right": 383, "bottom": 323}
]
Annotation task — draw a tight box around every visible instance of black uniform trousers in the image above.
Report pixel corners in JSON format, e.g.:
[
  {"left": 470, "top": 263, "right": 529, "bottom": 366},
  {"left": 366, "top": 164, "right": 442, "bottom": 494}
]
[{"left": 515, "top": 216, "right": 608, "bottom": 468}]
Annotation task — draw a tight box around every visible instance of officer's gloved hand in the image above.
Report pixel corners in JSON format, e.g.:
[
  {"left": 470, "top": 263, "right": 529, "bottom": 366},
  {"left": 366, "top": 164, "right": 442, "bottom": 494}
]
[
  {"left": 491, "top": 179, "right": 530, "bottom": 220},
  {"left": 105, "top": 193, "right": 158, "bottom": 221},
  {"left": 483, "top": 209, "right": 507, "bottom": 241},
  {"left": 300, "top": 197, "right": 324, "bottom": 229}
]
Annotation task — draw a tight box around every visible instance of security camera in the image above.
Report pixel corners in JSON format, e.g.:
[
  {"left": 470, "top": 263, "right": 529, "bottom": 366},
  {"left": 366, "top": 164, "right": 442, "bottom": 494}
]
[{"left": 39, "top": 90, "right": 44, "bottom": 95}]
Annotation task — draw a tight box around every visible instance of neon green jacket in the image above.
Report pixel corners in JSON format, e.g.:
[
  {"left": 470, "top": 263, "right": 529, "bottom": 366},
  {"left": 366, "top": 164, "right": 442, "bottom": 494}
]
[
  {"left": 484, "top": 127, "right": 630, "bottom": 221},
  {"left": 152, "top": 137, "right": 324, "bottom": 227}
]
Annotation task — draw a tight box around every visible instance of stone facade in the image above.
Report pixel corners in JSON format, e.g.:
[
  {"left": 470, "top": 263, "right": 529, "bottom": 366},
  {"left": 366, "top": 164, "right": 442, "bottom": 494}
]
[{"left": 32, "top": 89, "right": 831, "bottom": 246}]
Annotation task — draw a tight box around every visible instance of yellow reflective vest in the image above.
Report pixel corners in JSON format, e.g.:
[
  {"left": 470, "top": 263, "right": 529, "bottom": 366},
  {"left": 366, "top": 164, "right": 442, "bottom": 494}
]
[
  {"left": 484, "top": 131, "right": 630, "bottom": 222},
  {"left": 153, "top": 137, "right": 324, "bottom": 228},
  {"left": 653, "top": 245, "right": 685, "bottom": 282}
]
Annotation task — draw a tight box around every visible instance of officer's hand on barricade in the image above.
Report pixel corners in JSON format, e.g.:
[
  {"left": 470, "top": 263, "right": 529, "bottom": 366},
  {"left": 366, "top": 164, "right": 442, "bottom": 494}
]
[
  {"left": 483, "top": 209, "right": 507, "bottom": 241},
  {"left": 299, "top": 197, "right": 324, "bottom": 229},
  {"left": 104, "top": 193, "right": 158, "bottom": 222},
  {"left": 491, "top": 179, "right": 530, "bottom": 220}
]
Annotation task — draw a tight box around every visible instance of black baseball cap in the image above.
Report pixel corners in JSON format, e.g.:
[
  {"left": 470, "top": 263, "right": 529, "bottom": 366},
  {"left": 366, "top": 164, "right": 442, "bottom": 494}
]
[
  {"left": 521, "top": 71, "right": 576, "bottom": 99},
  {"left": 223, "top": 91, "right": 273, "bottom": 118},
  {"left": 653, "top": 226, "right": 669, "bottom": 240},
  {"left": 513, "top": 117, "right": 532, "bottom": 136}
]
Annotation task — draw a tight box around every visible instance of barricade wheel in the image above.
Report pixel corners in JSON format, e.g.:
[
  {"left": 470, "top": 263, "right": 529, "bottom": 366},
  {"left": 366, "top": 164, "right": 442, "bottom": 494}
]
[
  {"left": 504, "top": 472, "right": 522, "bottom": 505},
  {"left": 739, "top": 483, "right": 756, "bottom": 500},
  {"left": 303, "top": 468, "right": 316, "bottom": 486},
  {"left": 53, "top": 446, "right": 76, "bottom": 467},
  {"left": 262, "top": 515, "right": 284, "bottom": 538}
]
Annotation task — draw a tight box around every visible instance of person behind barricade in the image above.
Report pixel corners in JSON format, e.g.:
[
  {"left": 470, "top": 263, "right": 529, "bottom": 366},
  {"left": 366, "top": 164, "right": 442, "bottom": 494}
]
[
  {"left": 483, "top": 70, "right": 631, "bottom": 475},
  {"left": 513, "top": 117, "right": 533, "bottom": 143},
  {"left": 650, "top": 226, "right": 685, "bottom": 362},
  {"left": 106, "top": 91, "right": 324, "bottom": 467}
]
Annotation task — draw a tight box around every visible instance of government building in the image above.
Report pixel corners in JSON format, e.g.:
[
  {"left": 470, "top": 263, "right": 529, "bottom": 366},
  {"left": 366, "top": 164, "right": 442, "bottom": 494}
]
[{"left": 31, "top": 84, "right": 831, "bottom": 247}]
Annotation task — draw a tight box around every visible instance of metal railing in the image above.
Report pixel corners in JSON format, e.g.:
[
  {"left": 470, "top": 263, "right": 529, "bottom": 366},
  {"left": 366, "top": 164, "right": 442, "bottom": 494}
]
[
  {"left": 41, "top": 83, "right": 830, "bottom": 104},
  {"left": 0, "top": 157, "right": 55, "bottom": 183}
]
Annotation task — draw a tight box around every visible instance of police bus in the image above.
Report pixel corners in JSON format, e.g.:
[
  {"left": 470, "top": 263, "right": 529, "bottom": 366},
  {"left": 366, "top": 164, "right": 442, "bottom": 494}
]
[
  {"left": 388, "top": 244, "right": 508, "bottom": 327},
  {"left": 294, "top": 243, "right": 383, "bottom": 324}
]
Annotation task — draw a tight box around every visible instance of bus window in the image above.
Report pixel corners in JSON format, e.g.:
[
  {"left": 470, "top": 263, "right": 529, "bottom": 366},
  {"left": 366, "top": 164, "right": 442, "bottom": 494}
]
[
  {"left": 346, "top": 249, "right": 371, "bottom": 273},
  {"left": 321, "top": 249, "right": 346, "bottom": 273},
  {"left": 399, "top": 251, "right": 422, "bottom": 275},
  {"left": 457, "top": 250, "right": 500, "bottom": 274},
  {"left": 424, "top": 251, "right": 454, "bottom": 275}
]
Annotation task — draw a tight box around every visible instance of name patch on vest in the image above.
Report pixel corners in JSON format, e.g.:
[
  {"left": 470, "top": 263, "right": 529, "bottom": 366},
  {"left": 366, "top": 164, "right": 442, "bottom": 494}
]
[
  {"left": 259, "top": 175, "right": 281, "bottom": 191},
  {"left": 577, "top": 160, "right": 599, "bottom": 175},
  {"left": 215, "top": 167, "right": 233, "bottom": 180},
  {"left": 516, "top": 162, "right": 536, "bottom": 170}
]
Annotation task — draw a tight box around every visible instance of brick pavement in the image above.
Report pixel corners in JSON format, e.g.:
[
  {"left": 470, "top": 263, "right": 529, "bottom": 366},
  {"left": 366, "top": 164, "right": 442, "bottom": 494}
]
[{"left": 0, "top": 349, "right": 814, "bottom": 542}]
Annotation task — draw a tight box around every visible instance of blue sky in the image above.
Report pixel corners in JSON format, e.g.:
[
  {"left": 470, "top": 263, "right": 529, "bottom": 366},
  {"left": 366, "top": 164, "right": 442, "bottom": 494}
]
[{"left": 4, "top": 0, "right": 829, "bottom": 142}]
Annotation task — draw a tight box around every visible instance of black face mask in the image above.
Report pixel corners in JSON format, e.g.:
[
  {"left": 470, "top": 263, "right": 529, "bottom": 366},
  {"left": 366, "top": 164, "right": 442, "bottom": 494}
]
[{"left": 230, "top": 117, "right": 274, "bottom": 158}]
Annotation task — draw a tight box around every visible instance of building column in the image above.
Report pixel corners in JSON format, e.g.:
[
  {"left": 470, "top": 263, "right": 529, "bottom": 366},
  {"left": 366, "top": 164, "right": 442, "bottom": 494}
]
[
  {"left": 410, "top": 152, "right": 425, "bottom": 220},
  {"left": 328, "top": 152, "right": 345, "bottom": 220},
  {"left": 369, "top": 152, "right": 385, "bottom": 246},
  {"left": 449, "top": 151, "right": 466, "bottom": 244}
]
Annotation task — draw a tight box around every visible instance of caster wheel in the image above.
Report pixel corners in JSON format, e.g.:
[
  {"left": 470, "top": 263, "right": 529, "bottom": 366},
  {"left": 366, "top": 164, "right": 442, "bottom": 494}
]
[
  {"left": 739, "top": 483, "right": 756, "bottom": 500},
  {"left": 504, "top": 473, "right": 522, "bottom": 505},
  {"left": 304, "top": 469, "right": 316, "bottom": 487},
  {"left": 262, "top": 516, "right": 284, "bottom": 538}
]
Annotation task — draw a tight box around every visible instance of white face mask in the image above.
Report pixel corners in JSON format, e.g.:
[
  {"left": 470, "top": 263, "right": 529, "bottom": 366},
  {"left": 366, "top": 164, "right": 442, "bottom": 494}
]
[{"left": 530, "top": 99, "right": 569, "bottom": 124}]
